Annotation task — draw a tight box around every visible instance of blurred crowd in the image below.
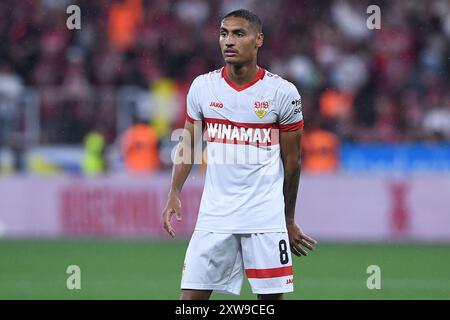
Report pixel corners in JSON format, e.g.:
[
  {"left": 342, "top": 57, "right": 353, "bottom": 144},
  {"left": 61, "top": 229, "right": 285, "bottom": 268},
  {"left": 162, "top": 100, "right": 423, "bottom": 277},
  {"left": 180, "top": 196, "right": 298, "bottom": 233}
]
[{"left": 0, "top": 0, "right": 450, "bottom": 174}]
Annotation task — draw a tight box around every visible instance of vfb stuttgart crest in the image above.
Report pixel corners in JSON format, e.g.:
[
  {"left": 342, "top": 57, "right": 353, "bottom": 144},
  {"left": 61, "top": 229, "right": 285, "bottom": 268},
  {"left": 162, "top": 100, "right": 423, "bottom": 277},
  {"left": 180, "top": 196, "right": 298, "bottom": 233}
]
[{"left": 254, "top": 99, "right": 270, "bottom": 118}]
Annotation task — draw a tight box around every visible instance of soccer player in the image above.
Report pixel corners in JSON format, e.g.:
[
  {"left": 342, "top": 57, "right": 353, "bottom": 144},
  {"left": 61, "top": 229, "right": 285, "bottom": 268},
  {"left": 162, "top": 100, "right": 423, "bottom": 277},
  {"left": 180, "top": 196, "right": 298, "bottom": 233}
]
[{"left": 162, "top": 9, "right": 317, "bottom": 300}]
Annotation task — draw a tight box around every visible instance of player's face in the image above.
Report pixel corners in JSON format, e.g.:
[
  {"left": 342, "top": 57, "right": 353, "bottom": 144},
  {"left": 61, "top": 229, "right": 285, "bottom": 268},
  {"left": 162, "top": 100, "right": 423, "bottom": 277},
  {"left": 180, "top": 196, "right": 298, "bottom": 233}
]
[{"left": 219, "top": 17, "right": 263, "bottom": 66}]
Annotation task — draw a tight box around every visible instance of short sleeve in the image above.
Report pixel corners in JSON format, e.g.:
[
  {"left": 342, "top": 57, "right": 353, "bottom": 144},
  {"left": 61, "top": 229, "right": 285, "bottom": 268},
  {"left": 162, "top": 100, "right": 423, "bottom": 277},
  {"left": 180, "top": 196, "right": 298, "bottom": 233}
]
[
  {"left": 277, "top": 82, "right": 304, "bottom": 132},
  {"left": 186, "top": 76, "right": 203, "bottom": 123}
]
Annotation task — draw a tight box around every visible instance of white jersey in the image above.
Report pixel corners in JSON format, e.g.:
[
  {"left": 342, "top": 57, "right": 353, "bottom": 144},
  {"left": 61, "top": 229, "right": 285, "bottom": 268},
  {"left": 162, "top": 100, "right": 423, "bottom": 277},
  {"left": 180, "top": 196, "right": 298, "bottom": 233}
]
[{"left": 186, "top": 66, "right": 303, "bottom": 233}]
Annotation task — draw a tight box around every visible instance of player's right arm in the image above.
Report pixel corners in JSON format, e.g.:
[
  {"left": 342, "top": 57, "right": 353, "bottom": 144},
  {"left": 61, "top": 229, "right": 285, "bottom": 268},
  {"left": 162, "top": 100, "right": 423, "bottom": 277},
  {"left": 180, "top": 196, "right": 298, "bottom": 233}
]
[
  {"left": 162, "top": 120, "right": 198, "bottom": 238},
  {"left": 163, "top": 75, "right": 203, "bottom": 237}
]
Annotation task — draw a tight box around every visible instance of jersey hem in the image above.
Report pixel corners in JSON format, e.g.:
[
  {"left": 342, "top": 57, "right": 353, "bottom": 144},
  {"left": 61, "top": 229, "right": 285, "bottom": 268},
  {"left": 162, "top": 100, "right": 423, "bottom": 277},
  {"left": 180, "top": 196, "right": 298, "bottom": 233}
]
[{"left": 194, "top": 227, "right": 288, "bottom": 234}]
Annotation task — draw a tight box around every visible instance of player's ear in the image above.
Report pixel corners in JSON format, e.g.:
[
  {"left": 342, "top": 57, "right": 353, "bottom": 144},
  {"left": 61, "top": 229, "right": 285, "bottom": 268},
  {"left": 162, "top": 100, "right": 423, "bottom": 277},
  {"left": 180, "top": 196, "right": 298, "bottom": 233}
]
[{"left": 256, "top": 32, "right": 264, "bottom": 48}]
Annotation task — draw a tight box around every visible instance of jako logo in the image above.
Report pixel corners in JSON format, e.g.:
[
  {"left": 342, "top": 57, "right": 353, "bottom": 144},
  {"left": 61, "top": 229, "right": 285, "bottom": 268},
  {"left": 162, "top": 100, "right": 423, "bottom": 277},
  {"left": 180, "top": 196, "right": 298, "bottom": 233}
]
[
  {"left": 209, "top": 102, "right": 224, "bottom": 108},
  {"left": 285, "top": 278, "right": 293, "bottom": 285}
]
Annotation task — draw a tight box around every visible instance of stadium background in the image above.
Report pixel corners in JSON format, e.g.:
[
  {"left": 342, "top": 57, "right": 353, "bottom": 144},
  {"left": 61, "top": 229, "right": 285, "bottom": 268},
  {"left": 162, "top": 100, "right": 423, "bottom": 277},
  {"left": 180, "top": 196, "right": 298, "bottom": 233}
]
[{"left": 0, "top": 0, "right": 449, "bottom": 299}]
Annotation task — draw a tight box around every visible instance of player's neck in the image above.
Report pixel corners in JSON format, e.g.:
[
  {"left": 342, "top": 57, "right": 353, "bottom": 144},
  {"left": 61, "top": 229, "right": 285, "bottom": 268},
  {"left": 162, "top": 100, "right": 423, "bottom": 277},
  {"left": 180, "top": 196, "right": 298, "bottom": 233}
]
[{"left": 225, "top": 63, "right": 259, "bottom": 87}]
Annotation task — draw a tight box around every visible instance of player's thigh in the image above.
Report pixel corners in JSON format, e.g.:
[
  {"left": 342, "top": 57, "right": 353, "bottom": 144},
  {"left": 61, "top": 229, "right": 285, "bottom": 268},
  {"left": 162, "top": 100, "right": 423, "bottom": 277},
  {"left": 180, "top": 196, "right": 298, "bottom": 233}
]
[
  {"left": 181, "top": 230, "right": 243, "bottom": 293},
  {"left": 241, "top": 232, "right": 294, "bottom": 294},
  {"left": 180, "top": 289, "right": 212, "bottom": 300}
]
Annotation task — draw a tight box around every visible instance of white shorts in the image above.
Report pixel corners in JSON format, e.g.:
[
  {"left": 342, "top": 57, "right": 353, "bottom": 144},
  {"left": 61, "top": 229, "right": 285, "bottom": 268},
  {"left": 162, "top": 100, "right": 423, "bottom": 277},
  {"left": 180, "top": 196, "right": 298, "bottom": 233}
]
[{"left": 180, "top": 230, "right": 294, "bottom": 295}]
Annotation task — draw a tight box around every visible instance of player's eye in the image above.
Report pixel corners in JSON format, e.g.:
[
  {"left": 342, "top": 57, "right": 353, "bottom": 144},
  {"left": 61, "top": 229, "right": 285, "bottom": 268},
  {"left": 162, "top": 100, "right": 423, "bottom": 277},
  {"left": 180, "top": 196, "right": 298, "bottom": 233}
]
[
  {"left": 237, "top": 32, "right": 244, "bottom": 37},
  {"left": 220, "top": 31, "right": 227, "bottom": 37}
]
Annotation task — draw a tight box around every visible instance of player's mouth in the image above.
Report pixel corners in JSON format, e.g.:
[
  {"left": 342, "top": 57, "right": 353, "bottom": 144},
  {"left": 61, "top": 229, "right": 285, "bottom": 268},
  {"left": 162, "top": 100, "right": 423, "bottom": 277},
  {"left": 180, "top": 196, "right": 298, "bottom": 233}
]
[{"left": 224, "top": 49, "right": 238, "bottom": 57}]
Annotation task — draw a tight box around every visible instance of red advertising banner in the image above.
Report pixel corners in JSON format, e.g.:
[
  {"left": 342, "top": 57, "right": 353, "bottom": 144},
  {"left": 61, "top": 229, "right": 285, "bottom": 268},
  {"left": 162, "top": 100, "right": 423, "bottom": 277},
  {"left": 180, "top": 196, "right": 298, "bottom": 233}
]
[{"left": 0, "top": 173, "right": 449, "bottom": 241}]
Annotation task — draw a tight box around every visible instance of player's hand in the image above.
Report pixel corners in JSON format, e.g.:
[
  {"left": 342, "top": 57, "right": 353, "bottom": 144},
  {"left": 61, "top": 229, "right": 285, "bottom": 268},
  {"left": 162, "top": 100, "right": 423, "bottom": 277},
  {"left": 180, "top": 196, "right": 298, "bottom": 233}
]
[
  {"left": 162, "top": 192, "right": 182, "bottom": 238},
  {"left": 286, "top": 219, "right": 317, "bottom": 257}
]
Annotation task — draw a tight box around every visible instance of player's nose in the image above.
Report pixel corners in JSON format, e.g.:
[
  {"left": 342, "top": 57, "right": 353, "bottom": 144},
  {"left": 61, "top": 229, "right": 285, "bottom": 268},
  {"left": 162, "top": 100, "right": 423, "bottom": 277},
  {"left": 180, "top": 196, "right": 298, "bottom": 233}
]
[{"left": 224, "top": 36, "right": 236, "bottom": 46}]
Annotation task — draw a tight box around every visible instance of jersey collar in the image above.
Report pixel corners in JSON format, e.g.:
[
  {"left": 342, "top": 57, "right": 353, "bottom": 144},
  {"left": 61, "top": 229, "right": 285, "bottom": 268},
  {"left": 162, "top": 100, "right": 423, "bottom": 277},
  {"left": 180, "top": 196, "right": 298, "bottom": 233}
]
[{"left": 221, "top": 66, "right": 265, "bottom": 92}]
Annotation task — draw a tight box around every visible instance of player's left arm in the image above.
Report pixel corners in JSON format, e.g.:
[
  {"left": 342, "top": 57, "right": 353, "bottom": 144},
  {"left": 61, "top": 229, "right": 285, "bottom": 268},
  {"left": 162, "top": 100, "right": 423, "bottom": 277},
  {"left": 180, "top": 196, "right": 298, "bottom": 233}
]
[
  {"left": 280, "top": 129, "right": 317, "bottom": 256},
  {"left": 278, "top": 81, "right": 317, "bottom": 257}
]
